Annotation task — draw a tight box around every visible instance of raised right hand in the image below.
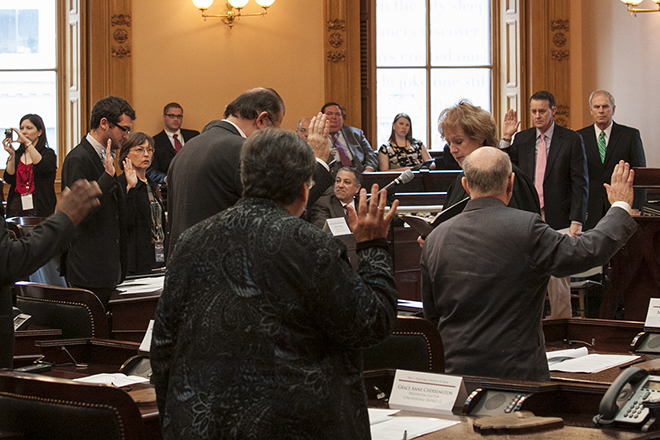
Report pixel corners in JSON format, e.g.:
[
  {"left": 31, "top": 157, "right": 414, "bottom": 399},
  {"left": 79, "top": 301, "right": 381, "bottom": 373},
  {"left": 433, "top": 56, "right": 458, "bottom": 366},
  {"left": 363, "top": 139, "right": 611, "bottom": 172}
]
[
  {"left": 104, "top": 139, "right": 115, "bottom": 177},
  {"left": 502, "top": 109, "right": 520, "bottom": 140}
]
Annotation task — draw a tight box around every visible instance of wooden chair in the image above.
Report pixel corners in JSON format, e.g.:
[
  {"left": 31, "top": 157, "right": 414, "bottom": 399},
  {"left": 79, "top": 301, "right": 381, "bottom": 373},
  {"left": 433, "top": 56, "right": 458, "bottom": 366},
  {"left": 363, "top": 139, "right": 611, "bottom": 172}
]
[
  {"left": 363, "top": 316, "right": 444, "bottom": 373},
  {"left": 14, "top": 283, "right": 110, "bottom": 339},
  {"left": 0, "top": 371, "right": 147, "bottom": 440}
]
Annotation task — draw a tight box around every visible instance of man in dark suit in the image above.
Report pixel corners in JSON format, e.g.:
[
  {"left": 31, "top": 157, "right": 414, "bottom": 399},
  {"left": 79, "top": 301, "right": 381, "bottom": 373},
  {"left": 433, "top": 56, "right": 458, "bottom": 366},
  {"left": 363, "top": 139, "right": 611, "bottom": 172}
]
[
  {"left": 578, "top": 90, "right": 646, "bottom": 230},
  {"left": 0, "top": 180, "right": 101, "bottom": 368},
  {"left": 310, "top": 166, "right": 361, "bottom": 229},
  {"left": 167, "top": 89, "right": 335, "bottom": 252},
  {"left": 60, "top": 95, "right": 136, "bottom": 307},
  {"left": 501, "top": 91, "right": 588, "bottom": 319},
  {"left": 322, "top": 102, "right": 378, "bottom": 173},
  {"left": 422, "top": 147, "right": 636, "bottom": 381},
  {"left": 147, "top": 102, "right": 200, "bottom": 185}
]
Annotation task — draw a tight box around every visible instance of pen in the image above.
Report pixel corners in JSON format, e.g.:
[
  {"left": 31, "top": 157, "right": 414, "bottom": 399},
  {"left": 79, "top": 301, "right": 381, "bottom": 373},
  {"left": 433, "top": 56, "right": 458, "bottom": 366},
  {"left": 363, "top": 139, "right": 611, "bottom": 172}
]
[{"left": 403, "top": 430, "right": 407, "bottom": 440}]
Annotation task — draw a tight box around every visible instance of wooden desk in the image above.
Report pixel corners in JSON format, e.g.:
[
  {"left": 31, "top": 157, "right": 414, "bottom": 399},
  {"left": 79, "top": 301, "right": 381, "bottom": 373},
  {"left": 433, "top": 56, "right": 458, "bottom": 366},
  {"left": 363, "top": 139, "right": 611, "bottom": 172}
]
[
  {"left": 361, "top": 170, "right": 460, "bottom": 193},
  {"left": 13, "top": 327, "right": 61, "bottom": 367},
  {"left": 600, "top": 215, "right": 660, "bottom": 321},
  {"left": 34, "top": 338, "right": 161, "bottom": 440},
  {"left": 109, "top": 276, "right": 163, "bottom": 342},
  {"left": 365, "top": 369, "right": 643, "bottom": 438}
]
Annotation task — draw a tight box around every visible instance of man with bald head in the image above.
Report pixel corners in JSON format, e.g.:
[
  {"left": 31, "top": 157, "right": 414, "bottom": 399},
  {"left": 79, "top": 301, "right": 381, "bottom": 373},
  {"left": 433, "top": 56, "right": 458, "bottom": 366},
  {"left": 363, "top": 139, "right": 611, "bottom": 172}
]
[
  {"left": 422, "top": 147, "right": 637, "bottom": 381},
  {"left": 296, "top": 117, "right": 311, "bottom": 140}
]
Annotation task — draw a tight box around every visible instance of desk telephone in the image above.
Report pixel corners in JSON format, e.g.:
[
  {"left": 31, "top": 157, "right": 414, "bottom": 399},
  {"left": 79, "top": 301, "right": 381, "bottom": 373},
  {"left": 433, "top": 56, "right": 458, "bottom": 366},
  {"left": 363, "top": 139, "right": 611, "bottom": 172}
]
[{"left": 594, "top": 367, "right": 660, "bottom": 430}]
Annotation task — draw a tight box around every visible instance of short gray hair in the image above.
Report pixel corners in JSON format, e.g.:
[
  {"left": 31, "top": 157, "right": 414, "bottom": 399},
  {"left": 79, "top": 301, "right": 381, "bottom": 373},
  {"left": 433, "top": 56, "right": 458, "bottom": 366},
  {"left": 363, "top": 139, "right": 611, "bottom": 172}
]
[
  {"left": 589, "top": 90, "right": 615, "bottom": 107},
  {"left": 462, "top": 147, "right": 512, "bottom": 197},
  {"left": 241, "top": 128, "right": 316, "bottom": 205}
]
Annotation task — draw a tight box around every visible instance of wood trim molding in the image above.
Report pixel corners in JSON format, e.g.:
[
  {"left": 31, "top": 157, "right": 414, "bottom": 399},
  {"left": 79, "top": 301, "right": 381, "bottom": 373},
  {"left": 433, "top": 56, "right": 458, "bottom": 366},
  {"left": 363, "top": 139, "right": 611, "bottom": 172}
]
[
  {"left": 525, "top": 0, "right": 574, "bottom": 129},
  {"left": 323, "top": 0, "right": 362, "bottom": 129},
  {"left": 86, "top": 0, "right": 133, "bottom": 116}
]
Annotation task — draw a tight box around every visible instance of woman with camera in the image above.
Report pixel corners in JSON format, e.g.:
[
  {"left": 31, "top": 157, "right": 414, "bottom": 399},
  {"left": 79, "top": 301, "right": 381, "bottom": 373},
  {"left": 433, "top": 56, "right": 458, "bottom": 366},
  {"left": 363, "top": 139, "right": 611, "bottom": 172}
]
[{"left": 2, "top": 114, "right": 57, "bottom": 218}]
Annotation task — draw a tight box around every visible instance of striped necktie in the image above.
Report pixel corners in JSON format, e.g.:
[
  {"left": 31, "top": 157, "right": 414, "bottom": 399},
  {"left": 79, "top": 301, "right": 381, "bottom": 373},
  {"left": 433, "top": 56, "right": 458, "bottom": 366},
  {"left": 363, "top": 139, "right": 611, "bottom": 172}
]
[{"left": 598, "top": 131, "right": 607, "bottom": 163}]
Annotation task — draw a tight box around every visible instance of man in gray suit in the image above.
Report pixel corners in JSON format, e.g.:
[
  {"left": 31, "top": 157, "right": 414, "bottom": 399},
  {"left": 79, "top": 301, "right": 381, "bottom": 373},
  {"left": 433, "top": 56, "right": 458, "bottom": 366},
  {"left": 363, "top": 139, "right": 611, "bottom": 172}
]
[
  {"left": 310, "top": 166, "right": 361, "bottom": 229},
  {"left": 322, "top": 102, "right": 378, "bottom": 173},
  {"left": 421, "top": 147, "right": 637, "bottom": 381}
]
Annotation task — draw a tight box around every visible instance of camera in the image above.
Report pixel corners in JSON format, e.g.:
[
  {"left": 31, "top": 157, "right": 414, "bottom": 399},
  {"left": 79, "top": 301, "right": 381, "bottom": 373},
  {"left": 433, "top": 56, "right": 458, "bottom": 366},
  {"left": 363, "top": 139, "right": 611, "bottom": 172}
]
[{"left": 4, "top": 129, "right": 12, "bottom": 140}]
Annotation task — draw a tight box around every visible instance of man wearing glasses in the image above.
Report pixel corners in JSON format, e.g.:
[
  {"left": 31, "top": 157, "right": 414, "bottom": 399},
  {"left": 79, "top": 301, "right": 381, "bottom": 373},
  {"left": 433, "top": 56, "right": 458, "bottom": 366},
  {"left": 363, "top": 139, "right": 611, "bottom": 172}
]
[
  {"left": 147, "top": 102, "right": 199, "bottom": 185},
  {"left": 60, "top": 95, "right": 136, "bottom": 307}
]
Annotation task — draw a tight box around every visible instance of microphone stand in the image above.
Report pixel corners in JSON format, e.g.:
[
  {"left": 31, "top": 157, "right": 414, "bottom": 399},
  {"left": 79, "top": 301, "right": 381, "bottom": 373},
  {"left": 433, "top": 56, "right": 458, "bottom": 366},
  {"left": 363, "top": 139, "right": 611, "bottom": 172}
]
[{"left": 387, "top": 192, "right": 396, "bottom": 272}]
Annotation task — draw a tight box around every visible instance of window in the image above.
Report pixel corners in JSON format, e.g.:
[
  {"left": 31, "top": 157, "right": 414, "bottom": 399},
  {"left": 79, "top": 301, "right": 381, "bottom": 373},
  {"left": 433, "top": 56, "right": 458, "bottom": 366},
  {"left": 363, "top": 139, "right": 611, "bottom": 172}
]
[
  {"left": 375, "top": 0, "right": 493, "bottom": 150},
  {"left": 0, "top": 0, "right": 58, "bottom": 166}
]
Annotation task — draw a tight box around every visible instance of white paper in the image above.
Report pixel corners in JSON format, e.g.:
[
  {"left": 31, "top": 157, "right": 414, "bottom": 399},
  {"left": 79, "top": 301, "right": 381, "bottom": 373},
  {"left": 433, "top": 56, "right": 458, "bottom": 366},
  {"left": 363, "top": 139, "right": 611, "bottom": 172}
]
[
  {"left": 389, "top": 370, "right": 464, "bottom": 414},
  {"left": 326, "top": 217, "right": 352, "bottom": 236},
  {"left": 74, "top": 373, "right": 149, "bottom": 387},
  {"left": 368, "top": 408, "right": 400, "bottom": 425},
  {"left": 116, "top": 275, "right": 164, "bottom": 294},
  {"left": 370, "top": 416, "right": 459, "bottom": 440},
  {"left": 546, "top": 347, "right": 588, "bottom": 365},
  {"left": 549, "top": 353, "right": 640, "bottom": 373},
  {"left": 139, "top": 320, "right": 154, "bottom": 352},
  {"left": 645, "top": 298, "right": 660, "bottom": 328}
]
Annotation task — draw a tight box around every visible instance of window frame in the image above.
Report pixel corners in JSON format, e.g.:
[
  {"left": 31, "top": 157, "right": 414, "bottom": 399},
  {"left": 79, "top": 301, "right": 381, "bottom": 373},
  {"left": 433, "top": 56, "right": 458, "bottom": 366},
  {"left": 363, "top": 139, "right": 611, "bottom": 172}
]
[{"left": 361, "top": 0, "right": 502, "bottom": 151}]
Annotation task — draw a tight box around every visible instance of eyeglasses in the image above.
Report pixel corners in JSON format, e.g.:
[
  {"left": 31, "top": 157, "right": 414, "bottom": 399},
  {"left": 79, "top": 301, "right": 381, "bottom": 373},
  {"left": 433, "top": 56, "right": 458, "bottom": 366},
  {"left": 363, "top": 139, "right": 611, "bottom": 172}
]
[
  {"left": 111, "top": 123, "right": 131, "bottom": 134},
  {"left": 165, "top": 114, "right": 183, "bottom": 119},
  {"left": 131, "top": 147, "right": 155, "bottom": 155}
]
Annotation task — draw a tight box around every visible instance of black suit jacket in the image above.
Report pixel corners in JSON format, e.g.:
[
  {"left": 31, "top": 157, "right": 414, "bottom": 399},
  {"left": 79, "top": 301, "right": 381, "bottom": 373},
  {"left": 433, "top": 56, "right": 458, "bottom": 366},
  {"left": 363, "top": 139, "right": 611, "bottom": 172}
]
[
  {"left": 147, "top": 128, "right": 200, "bottom": 184},
  {"left": 167, "top": 121, "right": 244, "bottom": 252},
  {"left": 506, "top": 124, "right": 588, "bottom": 229},
  {"left": 577, "top": 122, "right": 646, "bottom": 230},
  {"left": 60, "top": 137, "right": 127, "bottom": 289},
  {"left": 118, "top": 174, "right": 167, "bottom": 275},
  {"left": 444, "top": 163, "right": 541, "bottom": 215}
]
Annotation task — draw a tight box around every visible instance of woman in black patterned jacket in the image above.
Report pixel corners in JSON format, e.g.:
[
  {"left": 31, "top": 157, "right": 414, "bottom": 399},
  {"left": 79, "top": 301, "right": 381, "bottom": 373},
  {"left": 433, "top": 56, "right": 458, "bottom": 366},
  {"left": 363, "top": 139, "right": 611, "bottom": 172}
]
[{"left": 151, "top": 128, "right": 399, "bottom": 440}]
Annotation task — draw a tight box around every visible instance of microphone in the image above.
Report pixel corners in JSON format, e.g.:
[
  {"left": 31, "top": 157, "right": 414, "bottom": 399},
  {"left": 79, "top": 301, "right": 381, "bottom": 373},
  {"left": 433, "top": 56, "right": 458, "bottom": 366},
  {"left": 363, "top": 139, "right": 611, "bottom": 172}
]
[{"left": 367, "top": 169, "right": 414, "bottom": 203}]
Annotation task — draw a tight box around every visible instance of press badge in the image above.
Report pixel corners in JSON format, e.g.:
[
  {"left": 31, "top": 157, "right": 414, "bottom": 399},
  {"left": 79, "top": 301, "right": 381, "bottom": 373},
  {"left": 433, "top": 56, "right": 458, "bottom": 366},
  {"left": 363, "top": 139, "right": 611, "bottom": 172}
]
[
  {"left": 21, "top": 193, "right": 34, "bottom": 210},
  {"left": 155, "top": 239, "right": 165, "bottom": 263}
]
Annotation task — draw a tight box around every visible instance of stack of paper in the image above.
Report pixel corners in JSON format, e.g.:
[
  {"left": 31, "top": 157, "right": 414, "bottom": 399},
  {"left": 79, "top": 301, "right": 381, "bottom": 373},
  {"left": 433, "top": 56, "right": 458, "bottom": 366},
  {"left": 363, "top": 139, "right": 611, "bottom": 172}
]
[{"left": 547, "top": 347, "right": 640, "bottom": 373}]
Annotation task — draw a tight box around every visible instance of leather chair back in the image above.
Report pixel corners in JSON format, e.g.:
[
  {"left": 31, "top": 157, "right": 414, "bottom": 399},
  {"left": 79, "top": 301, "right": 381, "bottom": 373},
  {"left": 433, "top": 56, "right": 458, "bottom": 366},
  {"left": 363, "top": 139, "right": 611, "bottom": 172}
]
[
  {"left": 363, "top": 316, "right": 444, "bottom": 373},
  {"left": 0, "top": 371, "right": 147, "bottom": 440},
  {"left": 15, "top": 283, "right": 110, "bottom": 339}
]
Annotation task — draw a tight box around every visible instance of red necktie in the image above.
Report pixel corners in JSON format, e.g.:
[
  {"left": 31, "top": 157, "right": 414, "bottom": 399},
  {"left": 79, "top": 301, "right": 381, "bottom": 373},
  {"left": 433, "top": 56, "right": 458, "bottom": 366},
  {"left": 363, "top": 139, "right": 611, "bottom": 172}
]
[
  {"left": 173, "top": 134, "right": 182, "bottom": 153},
  {"left": 330, "top": 132, "right": 352, "bottom": 167},
  {"left": 535, "top": 134, "right": 547, "bottom": 208}
]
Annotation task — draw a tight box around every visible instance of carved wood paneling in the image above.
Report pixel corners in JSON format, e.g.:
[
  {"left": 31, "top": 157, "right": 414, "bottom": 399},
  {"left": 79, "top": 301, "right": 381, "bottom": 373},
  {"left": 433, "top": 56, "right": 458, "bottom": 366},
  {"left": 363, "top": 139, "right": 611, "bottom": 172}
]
[
  {"left": 86, "top": 0, "right": 132, "bottom": 116},
  {"left": 324, "top": 0, "right": 362, "bottom": 129},
  {"left": 526, "top": 0, "right": 574, "bottom": 129}
]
